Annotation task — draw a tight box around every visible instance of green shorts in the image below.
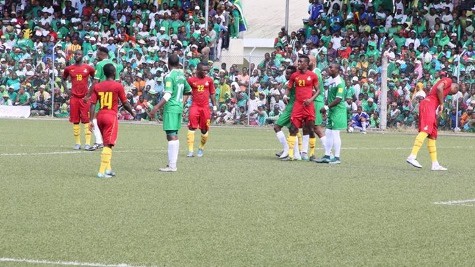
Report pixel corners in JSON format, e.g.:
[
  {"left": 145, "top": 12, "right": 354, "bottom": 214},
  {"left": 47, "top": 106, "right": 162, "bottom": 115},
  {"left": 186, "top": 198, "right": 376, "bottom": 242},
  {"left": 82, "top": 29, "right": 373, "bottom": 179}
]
[
  {"left": 275, "top": 104, "right": 293, "bottom": 128},
  {"left": 163, "top": 112, "right": 182, "bottom": 131},
  {"left": 327, "top": 109, "right": 347, "bottom": 130},
  {"left": 314, "top": 101, "right": 325, "bottom": 126}
]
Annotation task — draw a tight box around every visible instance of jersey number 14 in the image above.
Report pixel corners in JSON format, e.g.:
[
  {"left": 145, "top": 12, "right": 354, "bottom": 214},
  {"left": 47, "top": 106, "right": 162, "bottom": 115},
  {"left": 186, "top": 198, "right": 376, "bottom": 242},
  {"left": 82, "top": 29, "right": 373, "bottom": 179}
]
[{"left": 98, "top": 92, "right": 113, "bottom": 110}]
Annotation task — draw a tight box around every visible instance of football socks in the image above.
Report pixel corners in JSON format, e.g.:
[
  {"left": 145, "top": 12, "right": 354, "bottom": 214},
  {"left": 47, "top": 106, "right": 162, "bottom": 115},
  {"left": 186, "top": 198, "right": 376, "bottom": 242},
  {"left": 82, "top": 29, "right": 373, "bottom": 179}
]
[
  {"left": 308, "top": 137, "right": 316, "bottom": 157},
  {"left": 187, "top": 130, "right": 195, "bottom": 153},
  {"left": 99, "top": 147, "right": 112, "bottom": 174},
  {"left": 410, "top": 132, "right": 428, "bottom": 158},
  {"left": 73, "top": 124, "right": 80, "bottom": 145},
  {"left": 199, "top": 132, "right": 208, "bottom": 150},
  {"left": 427, "top": 138, "right": 438, "bottom": 163},
  {"left": 84, "top": 123, "right": 92, "bottom": 146}
]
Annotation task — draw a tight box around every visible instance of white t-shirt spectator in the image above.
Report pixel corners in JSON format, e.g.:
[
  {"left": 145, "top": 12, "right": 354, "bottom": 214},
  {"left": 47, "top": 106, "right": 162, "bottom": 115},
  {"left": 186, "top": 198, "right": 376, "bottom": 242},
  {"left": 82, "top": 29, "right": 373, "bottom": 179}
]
[
  {"left": 247, "top": 98, "right": 260, "bottom": 119},
  {"left": 405, "top": 37, "right": 420, "bottom": 50},
  {"left": 441, "top": 13, "right": 453, "bottom": 24},
  {"left": 442, "top": 1, "right": 454, "bottom": 12},
  {"left": 331, "top": 35, "right": 343, "bottom": 50}
]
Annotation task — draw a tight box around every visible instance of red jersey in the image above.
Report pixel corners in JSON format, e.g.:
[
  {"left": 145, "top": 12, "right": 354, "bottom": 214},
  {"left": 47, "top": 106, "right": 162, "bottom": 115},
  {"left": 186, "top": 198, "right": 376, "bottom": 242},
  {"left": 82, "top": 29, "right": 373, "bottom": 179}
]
[
  {"left": 187, "top": 76, "right": 216, "bottom": 108},
  {"left": 63, "top": 64, "right": 95, "bottom": 98},
  {"left": 90, "top": 80, "right": 127, "bottom": 114},
  {"left": 287, "top": 70, "right": 318, "bottom": 103},
  {"left": 426, "top": 77, "right": 453, "bottom": 105}
]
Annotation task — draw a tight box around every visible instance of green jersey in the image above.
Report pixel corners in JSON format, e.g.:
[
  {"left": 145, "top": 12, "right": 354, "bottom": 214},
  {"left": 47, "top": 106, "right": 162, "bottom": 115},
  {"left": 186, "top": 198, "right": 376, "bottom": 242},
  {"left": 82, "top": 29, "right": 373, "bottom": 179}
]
[
  {"left": 313, "top": 68, "right": 325, "bottom": 102},
  {"left": 327, "top": 75, "right": 346, "bottom": 111},
  {"left": 164, "top": 69, "right": 191, "bottom": 113},
  {"left": 94, "top": 59, "right": 119, "bottom": 81},
  {"left": 284, "top": 81, "right": 296, "bottom": 107}
]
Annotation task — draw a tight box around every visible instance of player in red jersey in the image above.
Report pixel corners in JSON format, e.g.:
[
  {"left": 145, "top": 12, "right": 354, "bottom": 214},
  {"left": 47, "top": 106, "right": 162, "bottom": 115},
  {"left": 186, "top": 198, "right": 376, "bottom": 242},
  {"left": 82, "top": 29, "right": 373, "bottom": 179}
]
[
  {"left": 185, "top": 63, "right": 217, "bottom": 157},
  {"left": 407, "top": 76, "right": 459, "bottom": 171},
  {"left": 62, "top": 50, "right": 95, "bottom": 150},
  {"left": 284, "top": 55, "right": 319, "bottom": 161},
  {"left": 89, "top": 63, "right": 135, "bottom": 178}
]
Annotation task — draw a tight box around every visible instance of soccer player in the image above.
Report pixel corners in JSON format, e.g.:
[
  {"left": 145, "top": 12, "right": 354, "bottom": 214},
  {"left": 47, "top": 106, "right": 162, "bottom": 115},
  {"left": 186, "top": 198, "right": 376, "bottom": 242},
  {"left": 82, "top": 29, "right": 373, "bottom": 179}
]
[
  {"left": 89, "top": 63, "right": 135, "bottom": 178},
  {"left": 273, "top": 65, "right": 298, "bottom": 159},
  {"left": 185, "top": 63, "right": 217, "bottom": 157},
  {"left": 62, "top": 50, "right": 95, "bottom": 150},
  {"left": 406, "top": 77, "right": 459, "bottom": 171},
  {"left": 150, "top": 54, "right": 191, "bottom": 172},
  {"left": 284, "top": 55, "right": 319, "bottom": 161},
  {"left": 318, "top": 63, "right": 347, "bottom": 164},
  {"left": 349, "top": 106, "right": 369, "bottom": 133},
  {"left": 310, "top": 66, "right": 326, "bottom": 161},
  {"left": 85, "top": 47, "right": 120, "bottom": 151}
]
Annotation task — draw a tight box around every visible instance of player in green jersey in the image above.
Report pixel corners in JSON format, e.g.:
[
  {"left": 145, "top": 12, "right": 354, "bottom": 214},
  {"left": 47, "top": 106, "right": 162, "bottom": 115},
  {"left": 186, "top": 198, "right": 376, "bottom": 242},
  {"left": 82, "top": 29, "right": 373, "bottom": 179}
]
[
  {"left": 318, "top": 63, "right": 347, "bottom": 164},
  {"left": 150, "top": 54, "right": 191, "bottom": 172},
  {"left": 311, "top": 66, "right": 327, "bottom": 162},
  {"left": 273, "top": 65, "right": 302, "bottom": 160}
]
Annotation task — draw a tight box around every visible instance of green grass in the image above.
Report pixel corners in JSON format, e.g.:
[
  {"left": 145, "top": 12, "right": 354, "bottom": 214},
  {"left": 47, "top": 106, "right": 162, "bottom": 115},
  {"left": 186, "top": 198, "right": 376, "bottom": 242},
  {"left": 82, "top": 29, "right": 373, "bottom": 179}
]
[{"left": 0, "top": 118, "right": 474, "bottom": 267}]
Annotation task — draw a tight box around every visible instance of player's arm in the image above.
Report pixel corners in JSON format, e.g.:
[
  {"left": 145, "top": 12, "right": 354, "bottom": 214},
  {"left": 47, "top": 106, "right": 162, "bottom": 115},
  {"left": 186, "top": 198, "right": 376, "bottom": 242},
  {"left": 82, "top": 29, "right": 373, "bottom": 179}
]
[
  {"left": 284, "top": 75, "right": 295, "bottom": 104},
  {"left": 322, "top": 83, "right": 343, "bottom": 113},
  {"left": 61, "top": 68, "right": 70, "bottom": 96},
  {"left": 85, "top": 65, "right": 102, "bottom": 102},
  {"left": 84, "top": 79, "right": 98, "bottom": 102},
  {"left": 183, "top": 79, "right": 192, "bottom": 106},
  {"left": 89, "top": 65, "right": 96, "bottom": 88},
  {"left": 436, "top": 81, "right": 446, "bottom": 107},
  {"left": 304, "top": 75, "right": 319, "bottom": 106},
  {"left": 88, "top": 88, "right": 98, "bottom": 131},
  {"left": 118, "top": 85, "right": 135, "bottom": 117},
  {"left": 209, "top": 77, "right": 217, "bottom": 112},
  {"left": 328, "top": 85, "right": 344, "bottom": 108},
  {"left": 150, "top": 76, "right": 173, "bottom": 118}
]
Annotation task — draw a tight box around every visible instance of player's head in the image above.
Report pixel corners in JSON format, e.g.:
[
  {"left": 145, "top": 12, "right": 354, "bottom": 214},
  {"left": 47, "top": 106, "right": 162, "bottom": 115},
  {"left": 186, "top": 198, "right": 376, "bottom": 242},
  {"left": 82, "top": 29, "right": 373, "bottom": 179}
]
[
  {"left": 328, "top": 63, "right": 340, "bottom": 77},
  {"left": 449, "top": 82, "right": 460, "bottom": 95},
  {"left": 97, "top": 47, "right": 109, "bottom": 61},
  {"left": 73, "top": 50, "right": 83, "bottom": 63},
  {"left": 297, "top": 55, "right": 310, "bottom": 72},
  {"left": 103, "top": 63, "right": 116, "bottom": 79},
  {"left": 357, "top": 105, "right": 363, "bottom": 113},
  {"left": 285, "top": 65, "right": 297, "bottom": 80},
  {"left": 196, "top": 63, "right": 208, "bottom": 78},
  {"left": 168, "top": 54, "right": 180, "bottom": 69}
]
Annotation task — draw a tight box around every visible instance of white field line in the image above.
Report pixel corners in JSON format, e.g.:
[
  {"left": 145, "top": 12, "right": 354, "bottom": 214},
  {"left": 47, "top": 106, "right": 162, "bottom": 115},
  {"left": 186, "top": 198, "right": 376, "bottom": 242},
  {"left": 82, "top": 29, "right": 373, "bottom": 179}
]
[
  {"left": 0, "top": 257, "right": 145, "bottom": 267},
  {"left": 434, "top": 199, "right": 475, "bottom": 207},
  {"left": 0, "top": 151, "right": 83, "bottom": 156},
  {"left": 1, "top": 146, "right": 474, "bottom": 157}
]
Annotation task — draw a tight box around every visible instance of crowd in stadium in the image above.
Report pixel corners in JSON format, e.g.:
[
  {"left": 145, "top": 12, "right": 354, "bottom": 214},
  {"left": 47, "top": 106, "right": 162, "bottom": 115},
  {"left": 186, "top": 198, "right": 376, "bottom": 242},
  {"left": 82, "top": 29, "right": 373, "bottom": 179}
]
[{"left": 0, "top": 0, "right": 475, "bottom": 132}]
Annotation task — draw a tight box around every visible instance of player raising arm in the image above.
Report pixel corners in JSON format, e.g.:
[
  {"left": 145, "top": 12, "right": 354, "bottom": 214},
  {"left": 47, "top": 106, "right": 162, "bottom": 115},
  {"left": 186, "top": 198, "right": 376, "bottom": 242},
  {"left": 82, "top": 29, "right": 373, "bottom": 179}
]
[
  {"left": 185, "top": 63, "right": 217, "bottom": 158},
  {"left": 89, "top": 63, "right": 135, "bottom": 178},
  {"left": 406, "top": 76, "right": 459, "bottom": 171},
  {"left": 150, "top": 54, "right": 191, "bottom": 172}
]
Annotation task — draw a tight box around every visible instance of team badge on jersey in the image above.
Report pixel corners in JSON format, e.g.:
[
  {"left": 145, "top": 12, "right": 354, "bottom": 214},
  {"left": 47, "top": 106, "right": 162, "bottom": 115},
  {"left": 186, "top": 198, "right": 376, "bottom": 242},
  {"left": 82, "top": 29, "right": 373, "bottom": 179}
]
[{"left": 307, "top": 76, "right": 311, "bottom": 81}]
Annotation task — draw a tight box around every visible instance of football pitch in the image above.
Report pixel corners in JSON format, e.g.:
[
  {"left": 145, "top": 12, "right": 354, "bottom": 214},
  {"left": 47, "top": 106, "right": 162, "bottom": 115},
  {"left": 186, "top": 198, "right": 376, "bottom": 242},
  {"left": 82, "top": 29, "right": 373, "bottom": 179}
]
[{"left": 1, "top": 119, "right": 474, "bottom": 267}]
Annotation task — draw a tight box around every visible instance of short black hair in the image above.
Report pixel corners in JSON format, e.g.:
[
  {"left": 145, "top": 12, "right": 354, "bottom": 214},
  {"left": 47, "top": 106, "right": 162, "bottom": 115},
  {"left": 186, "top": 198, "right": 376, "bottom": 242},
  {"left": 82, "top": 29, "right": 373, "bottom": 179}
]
[
  {"left": 286, "top": 65, "right": 297, "bottom": 73},
  {"left": 103, "top": 63, "right": 116, "bottom": 79},
  {"left": 196, "top": 62, "right": 205, "bottom": 70},
  {"left": 299, "top": 55, "right": 310, "bottom": 65},
  {"left": 168, "top": 54, "right": 180, "bottom": 67},
  {"left": 97, "top": 46, "right": 109, "bottom": 54}
]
